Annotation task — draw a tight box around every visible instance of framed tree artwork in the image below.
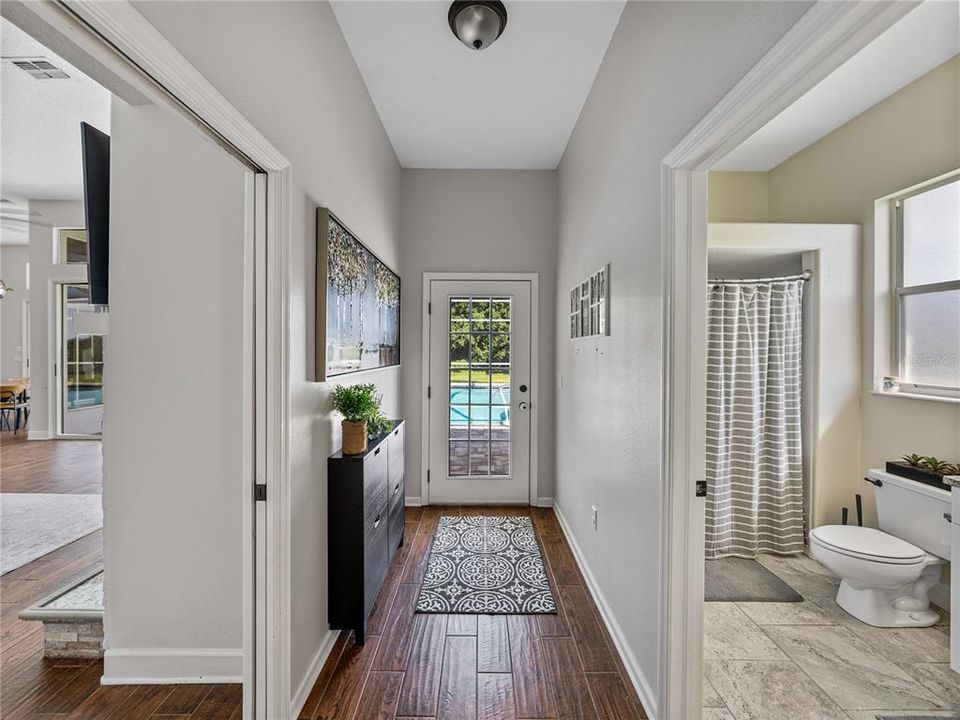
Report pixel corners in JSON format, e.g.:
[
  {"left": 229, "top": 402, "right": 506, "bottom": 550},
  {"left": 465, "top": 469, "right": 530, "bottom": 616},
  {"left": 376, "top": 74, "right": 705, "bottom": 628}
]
[{"left": 316, "top": 208, "right": 401, "bottom": 381}]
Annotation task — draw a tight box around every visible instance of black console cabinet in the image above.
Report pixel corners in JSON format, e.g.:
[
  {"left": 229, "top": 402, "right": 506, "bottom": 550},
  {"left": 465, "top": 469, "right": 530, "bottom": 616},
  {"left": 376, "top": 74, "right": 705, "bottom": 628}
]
[{"left": 328, "top": 419, "right": 405, "bottom": 644}]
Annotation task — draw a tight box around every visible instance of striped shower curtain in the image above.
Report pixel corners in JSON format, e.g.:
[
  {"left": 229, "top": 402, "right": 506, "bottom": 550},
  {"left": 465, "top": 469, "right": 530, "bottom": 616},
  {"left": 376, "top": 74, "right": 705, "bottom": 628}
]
[{"left": 705, "top": 278, "right": 805, "bottom": 559}]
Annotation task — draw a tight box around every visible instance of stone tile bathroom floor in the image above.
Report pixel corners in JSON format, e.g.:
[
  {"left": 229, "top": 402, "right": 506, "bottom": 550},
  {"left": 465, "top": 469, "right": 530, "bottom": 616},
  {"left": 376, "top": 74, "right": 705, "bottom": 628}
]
[{"left": 704, "top": 552, "right": 958, "bottom": 720}]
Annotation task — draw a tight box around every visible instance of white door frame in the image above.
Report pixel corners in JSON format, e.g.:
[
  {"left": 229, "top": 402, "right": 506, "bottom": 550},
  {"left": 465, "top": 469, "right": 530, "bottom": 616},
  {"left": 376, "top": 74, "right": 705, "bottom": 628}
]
[
  {"left": 3, "top": 2, "right": 294, "bottom": 718},
  {"left": 658, "top": 3, "right": 917, "bottom": 718},
  {"left": 420, "top": 272, "right": 540, "bottom": 506}
]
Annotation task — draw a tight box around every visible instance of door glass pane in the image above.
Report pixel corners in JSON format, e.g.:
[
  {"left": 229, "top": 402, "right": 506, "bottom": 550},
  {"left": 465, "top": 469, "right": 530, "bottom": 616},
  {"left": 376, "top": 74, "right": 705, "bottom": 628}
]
[
  {"left": 902, "top": 289, "right": 960, "bottom": 387},
  {"left": 902, "top": 179, "right": 960, "bottom": 287},
  {"left": 448, "top": 296, "right": 512, "bottom": 477},
  {"left": 62, "top": 283, "right": 104, "bottom": 435}
]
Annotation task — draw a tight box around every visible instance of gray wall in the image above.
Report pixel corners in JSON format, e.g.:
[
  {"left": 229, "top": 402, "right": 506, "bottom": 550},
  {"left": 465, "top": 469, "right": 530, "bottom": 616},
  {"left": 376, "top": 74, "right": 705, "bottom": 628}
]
[
  {"left": 104, "top": 99, "right": 247, "bottom": 680},
  {"left": 555, "top": 1, "right": 810, "bottom": 705},
  {"left": 0, "top": 244, "right": 29, "bottom": 380},
  {"left": 399, "top": 169, "right": 558, "bottom": 503},
  {"left": 135, "top": 0, "right": 403, "bottom": 702}
]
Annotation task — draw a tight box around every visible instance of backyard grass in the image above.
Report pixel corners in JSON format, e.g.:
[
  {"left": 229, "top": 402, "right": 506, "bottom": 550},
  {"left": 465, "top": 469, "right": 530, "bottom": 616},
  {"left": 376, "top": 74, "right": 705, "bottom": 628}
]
[{"left": 449, "top": 370, "right": 510, "bottom": 384}]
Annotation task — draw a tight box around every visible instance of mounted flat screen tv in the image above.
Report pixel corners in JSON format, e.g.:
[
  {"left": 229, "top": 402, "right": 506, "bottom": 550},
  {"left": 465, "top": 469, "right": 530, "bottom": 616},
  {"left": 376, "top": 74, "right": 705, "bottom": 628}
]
[{"left": 81, "top": 122, "right": 110, "bottom": 306}]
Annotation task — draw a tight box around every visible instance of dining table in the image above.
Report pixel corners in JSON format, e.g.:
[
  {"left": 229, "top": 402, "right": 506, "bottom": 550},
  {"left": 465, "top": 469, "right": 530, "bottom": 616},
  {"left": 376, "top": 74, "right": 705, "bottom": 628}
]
[{"left": 1, "top": 377, "right": 31, "bottom": 432}]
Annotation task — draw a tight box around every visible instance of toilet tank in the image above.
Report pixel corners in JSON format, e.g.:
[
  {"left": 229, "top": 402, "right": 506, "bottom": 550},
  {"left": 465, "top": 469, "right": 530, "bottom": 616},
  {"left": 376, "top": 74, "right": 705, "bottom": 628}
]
[{"left": 870, "top": 469, "right": 952, "bottom": 559}]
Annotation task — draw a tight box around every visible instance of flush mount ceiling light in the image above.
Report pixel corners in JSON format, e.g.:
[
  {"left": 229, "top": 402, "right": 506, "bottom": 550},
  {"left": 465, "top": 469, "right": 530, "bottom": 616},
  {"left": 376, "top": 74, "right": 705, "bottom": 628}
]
[{"left": 448, "top": 1, "right": 507, "bottom": 51}]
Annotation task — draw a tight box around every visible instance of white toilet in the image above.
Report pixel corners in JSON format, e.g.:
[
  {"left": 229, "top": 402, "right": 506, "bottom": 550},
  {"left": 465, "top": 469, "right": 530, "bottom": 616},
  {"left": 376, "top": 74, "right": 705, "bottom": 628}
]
[{"left": 809, "top": 469, "right": 952, "bottom": 628}]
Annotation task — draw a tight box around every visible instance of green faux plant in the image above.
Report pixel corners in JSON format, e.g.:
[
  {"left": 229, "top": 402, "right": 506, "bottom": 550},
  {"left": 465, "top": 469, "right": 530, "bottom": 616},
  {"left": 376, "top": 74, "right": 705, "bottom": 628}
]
[
  {"left": 920, "top": 456, "right": 959, "bottom": 475},
  {"left": 900, "top": 453, "right": 924, "bottom": 467},
  {"left": 331, "top": 383, "right": 390, "bottom": 436}
]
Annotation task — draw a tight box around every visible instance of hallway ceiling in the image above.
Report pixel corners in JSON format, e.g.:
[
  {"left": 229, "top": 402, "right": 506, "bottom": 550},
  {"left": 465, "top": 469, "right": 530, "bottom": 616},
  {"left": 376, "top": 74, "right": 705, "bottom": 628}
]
[
  {"left": 716, "top": 0, "right": 959, "bottom": 171},
  {"left": 331, "top": 1, "right": 625, "bottom": 169},
  {"left": 0, "top": 19, "right": 111, "bottom": 201}
]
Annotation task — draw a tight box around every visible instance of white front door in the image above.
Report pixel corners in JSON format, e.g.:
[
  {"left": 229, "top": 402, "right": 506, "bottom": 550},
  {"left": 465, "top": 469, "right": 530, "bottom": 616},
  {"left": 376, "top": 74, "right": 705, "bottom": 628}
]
[{"left": 428, "top": 279, "right": 532, "bottom": 504}]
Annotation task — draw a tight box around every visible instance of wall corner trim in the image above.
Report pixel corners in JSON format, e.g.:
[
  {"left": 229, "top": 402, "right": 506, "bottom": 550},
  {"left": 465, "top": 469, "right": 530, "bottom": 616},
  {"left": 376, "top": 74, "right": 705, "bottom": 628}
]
[
  {"left": 534, "top": 497, "right": 555, "bottom": 508},
  {"left": 289, "top": 629, "right": 340, "bottom": 719},
  {"left": 101, "top": 647, "right": 242, "bottom": 685},
  {"left": 552, "top": 503, "right": 658, "bottom": 719},
  {"left": 404, "top": 497, "right": 424, "bottom": 507},
  {"left": 27, "top": 431, "right": 51, "bottom": 441}
]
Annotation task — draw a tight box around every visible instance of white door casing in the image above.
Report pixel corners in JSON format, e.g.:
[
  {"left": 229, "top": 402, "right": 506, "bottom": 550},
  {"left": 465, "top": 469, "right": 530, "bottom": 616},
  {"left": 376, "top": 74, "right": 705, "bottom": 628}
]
[{"left": 427, "top": 279, "right": 532, "bottom": 504}]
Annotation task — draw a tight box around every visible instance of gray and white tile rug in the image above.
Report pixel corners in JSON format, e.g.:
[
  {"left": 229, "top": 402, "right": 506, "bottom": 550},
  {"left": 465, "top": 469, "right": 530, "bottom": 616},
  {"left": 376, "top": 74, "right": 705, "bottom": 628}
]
[{"left": 415, "top": 515, "right": 557, "bottom": 614}]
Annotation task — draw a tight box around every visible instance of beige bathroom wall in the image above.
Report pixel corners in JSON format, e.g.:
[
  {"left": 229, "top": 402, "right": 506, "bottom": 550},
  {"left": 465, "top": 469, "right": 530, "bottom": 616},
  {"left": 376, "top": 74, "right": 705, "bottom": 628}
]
[
  {"left": 766, "top": 56, "right": 960, "bottom": 492},
  {"left": 709, "top": 56, "right": 960, "bottom": 530},
  {"left": 708, "top": 171, "right": 769, "bottom": 222}
]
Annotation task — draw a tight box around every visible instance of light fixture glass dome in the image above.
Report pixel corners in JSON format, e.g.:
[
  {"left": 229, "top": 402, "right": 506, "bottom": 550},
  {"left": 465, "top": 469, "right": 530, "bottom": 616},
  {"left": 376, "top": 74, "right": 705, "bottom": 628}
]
[{"left": 448, "top": 1, "right": 507, "bottom": 51}]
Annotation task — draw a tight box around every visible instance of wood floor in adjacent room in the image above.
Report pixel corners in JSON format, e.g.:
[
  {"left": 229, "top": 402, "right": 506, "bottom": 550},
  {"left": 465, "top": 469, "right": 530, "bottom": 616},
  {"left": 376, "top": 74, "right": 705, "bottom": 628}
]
[
  {"left": 0, "top": 431, "right": 243, "bottom": 719},
  {"left": 298, "top": 505, "right": 647, "bottom": 720}
]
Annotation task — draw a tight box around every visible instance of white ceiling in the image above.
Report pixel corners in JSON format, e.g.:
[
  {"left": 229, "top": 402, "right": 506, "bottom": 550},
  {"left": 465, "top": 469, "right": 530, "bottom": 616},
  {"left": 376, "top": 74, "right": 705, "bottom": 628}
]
[
  {"left": 0, "top": 18, "right": 111, "bottom": 202},
  {"left": 716, "top": 0, "right": 960, "bottom": 172},
  {"left": 331, "top": 1, "right": 625, "bottom": 169}
]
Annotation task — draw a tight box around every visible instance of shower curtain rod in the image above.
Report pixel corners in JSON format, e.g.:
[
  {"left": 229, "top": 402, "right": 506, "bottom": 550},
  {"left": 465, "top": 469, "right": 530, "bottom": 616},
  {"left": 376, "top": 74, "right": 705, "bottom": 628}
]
[{"left": 708, "top": 270, "right": 813, "bottom": 285}]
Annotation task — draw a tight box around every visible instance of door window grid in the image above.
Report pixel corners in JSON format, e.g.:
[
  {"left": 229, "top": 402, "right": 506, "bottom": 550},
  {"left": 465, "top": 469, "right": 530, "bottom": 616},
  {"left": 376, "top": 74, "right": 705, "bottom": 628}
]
[
  {"left": 448, "top": 296, "right": 511, "bottom": 477},
  {"left": 63, "top": 284, "right": 104, "bottom": 411}
]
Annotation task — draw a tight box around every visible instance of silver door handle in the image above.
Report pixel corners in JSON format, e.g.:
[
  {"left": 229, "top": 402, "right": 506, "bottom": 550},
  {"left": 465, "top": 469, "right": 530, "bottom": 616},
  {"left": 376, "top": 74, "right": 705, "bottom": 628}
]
[{"left": 518, "top": 401, "right": 529, "bottom": 410}]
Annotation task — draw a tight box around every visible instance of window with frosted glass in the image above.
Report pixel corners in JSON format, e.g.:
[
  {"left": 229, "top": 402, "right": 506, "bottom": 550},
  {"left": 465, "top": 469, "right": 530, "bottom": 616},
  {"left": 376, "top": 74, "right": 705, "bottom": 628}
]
[{"left": 896, "top": 178, "right": 960, "bottom": 389}]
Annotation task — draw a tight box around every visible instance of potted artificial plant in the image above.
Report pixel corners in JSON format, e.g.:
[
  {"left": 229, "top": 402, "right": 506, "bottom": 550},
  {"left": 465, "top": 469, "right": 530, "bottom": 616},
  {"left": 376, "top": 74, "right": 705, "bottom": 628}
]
[
  {"left": 887, "top": 453, "right": 960, "bottom": 486},
  {"left": 332, "top": 383, "right": 390, "bottom": 455}
]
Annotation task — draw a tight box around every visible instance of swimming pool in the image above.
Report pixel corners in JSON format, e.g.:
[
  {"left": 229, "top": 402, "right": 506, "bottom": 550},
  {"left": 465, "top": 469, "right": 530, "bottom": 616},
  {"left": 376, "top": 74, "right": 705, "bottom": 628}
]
[
  {"left": 67, "top": 387, "right": 103, "bottom": 410},
  {"left": 449, "top": 385, "right": 511, "bottom": 425}
]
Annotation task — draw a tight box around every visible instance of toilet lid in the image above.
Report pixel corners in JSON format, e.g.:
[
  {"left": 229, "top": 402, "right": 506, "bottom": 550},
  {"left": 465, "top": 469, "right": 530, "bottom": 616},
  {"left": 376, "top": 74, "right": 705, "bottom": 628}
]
[{"left": 810, "top": 525, "right": 925, "bottom": 564}]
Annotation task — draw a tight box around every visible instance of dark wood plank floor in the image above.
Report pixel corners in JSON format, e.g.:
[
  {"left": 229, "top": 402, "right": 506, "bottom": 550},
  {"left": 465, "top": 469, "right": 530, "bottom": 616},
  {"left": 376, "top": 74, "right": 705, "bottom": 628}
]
[
  {"left": 0, "top": 432, "right": 103, "bottom": 495},
  {"left": 0, "top": 433, "right": 242, "bottom": 719},
  {"left": 298, "top": 505, "right": 647, "bottom": 720}
]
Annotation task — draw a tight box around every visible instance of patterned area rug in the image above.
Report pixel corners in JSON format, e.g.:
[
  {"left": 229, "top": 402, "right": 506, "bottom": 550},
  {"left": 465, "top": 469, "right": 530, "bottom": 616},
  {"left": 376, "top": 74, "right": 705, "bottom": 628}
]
[{"left": 415, "top": 515, "right": 557, "bottom": 614}]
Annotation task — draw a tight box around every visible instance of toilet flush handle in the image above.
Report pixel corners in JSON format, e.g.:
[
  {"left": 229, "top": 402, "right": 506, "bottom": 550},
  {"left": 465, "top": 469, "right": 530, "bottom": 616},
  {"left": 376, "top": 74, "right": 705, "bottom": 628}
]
[
  {"left": 944, "top": 512, "right": 952, "bottom": 523},
  {"left": 863, "top": 476, "right": 882, "bottom": 488}
]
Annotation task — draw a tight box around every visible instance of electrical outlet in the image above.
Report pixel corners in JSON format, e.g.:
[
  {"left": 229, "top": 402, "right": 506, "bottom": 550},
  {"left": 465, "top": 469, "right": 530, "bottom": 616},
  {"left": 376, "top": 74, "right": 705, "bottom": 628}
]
[{"left": 591, "top": 505, "right": 598, "bottom": 531}]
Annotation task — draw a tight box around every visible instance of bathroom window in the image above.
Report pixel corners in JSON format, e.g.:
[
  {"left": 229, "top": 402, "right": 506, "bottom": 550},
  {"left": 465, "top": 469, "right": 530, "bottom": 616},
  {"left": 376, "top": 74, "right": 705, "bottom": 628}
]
[{"left": 893, "top": 176, "right": 960, "bottom": 394}]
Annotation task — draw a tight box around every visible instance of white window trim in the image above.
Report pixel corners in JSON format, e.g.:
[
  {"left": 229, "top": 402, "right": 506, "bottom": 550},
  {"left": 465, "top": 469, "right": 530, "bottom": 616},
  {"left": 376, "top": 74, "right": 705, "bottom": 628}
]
[{"left": 873, "top": 169, "right": 960, "bottom": 402}]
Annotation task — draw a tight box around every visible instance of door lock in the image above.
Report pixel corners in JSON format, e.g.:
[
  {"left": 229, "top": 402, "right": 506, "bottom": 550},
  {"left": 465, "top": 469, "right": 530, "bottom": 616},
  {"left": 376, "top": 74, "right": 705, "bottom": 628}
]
[
  {"left": 518, "top": 401, "right": 529, "bottom": 410},
  {"left": 519, "top": 384, "right": 528, "bottom": 393}
]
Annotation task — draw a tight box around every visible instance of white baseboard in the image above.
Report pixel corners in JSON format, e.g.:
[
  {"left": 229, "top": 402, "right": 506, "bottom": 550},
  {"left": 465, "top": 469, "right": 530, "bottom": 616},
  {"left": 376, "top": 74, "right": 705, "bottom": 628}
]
[
  {"left": 27, "top": 430, "right": 50, "bottom": 441},
  {"left": 290, "top": 629, "right": 340, "bottom": 718},
  {"left": 405, "top": 497, "right": 424, "bottom": 507},
  {"left": 102, "top": 647, "right": 242, "bottom": 684},
  {"left": 552, "top": 503, "right": 658, "bottom": 720},
  {"left": 534, "top": 497, "right": 554, "bottom": 508}
]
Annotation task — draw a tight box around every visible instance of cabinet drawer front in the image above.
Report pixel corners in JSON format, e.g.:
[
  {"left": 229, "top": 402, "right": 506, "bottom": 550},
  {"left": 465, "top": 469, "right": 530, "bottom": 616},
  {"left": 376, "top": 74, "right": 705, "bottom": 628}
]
[
  {"left": 389, "top": 497, "right": 404, "bottom": 551},
  {"left": 364, "top": 507, "right": 390, "bottom": 612},
  {"left": 388, "top": 423, "right": 404, "bottom": 487},
  {"left": 363, "top": 444, "right": 389, "bottom": 507},
  {"left": 388, "top": 470, "right": 404, "bottom": 508}
]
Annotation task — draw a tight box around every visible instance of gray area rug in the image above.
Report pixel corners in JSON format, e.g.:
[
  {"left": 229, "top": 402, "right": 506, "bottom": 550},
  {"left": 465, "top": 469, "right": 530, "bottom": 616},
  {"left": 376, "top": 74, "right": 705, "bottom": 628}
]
[
  {"left": 415, "top": 515, "right": 557, "bottom": 614},
  {"left": 705, "top": 557, "right": 803, "bottom": 602},
  {"left": 1, "top": 494, "right": 102, "bottom": 574}
]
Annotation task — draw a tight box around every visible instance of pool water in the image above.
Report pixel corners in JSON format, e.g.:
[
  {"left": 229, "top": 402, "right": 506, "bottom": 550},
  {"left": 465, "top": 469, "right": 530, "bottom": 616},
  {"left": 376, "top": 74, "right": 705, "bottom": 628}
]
[
  {"left": 449, "top": 385, "right": 511, "bottom": 425},
  {"left": 67, "top": 387, "right": 103, "bottom": 410}
]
